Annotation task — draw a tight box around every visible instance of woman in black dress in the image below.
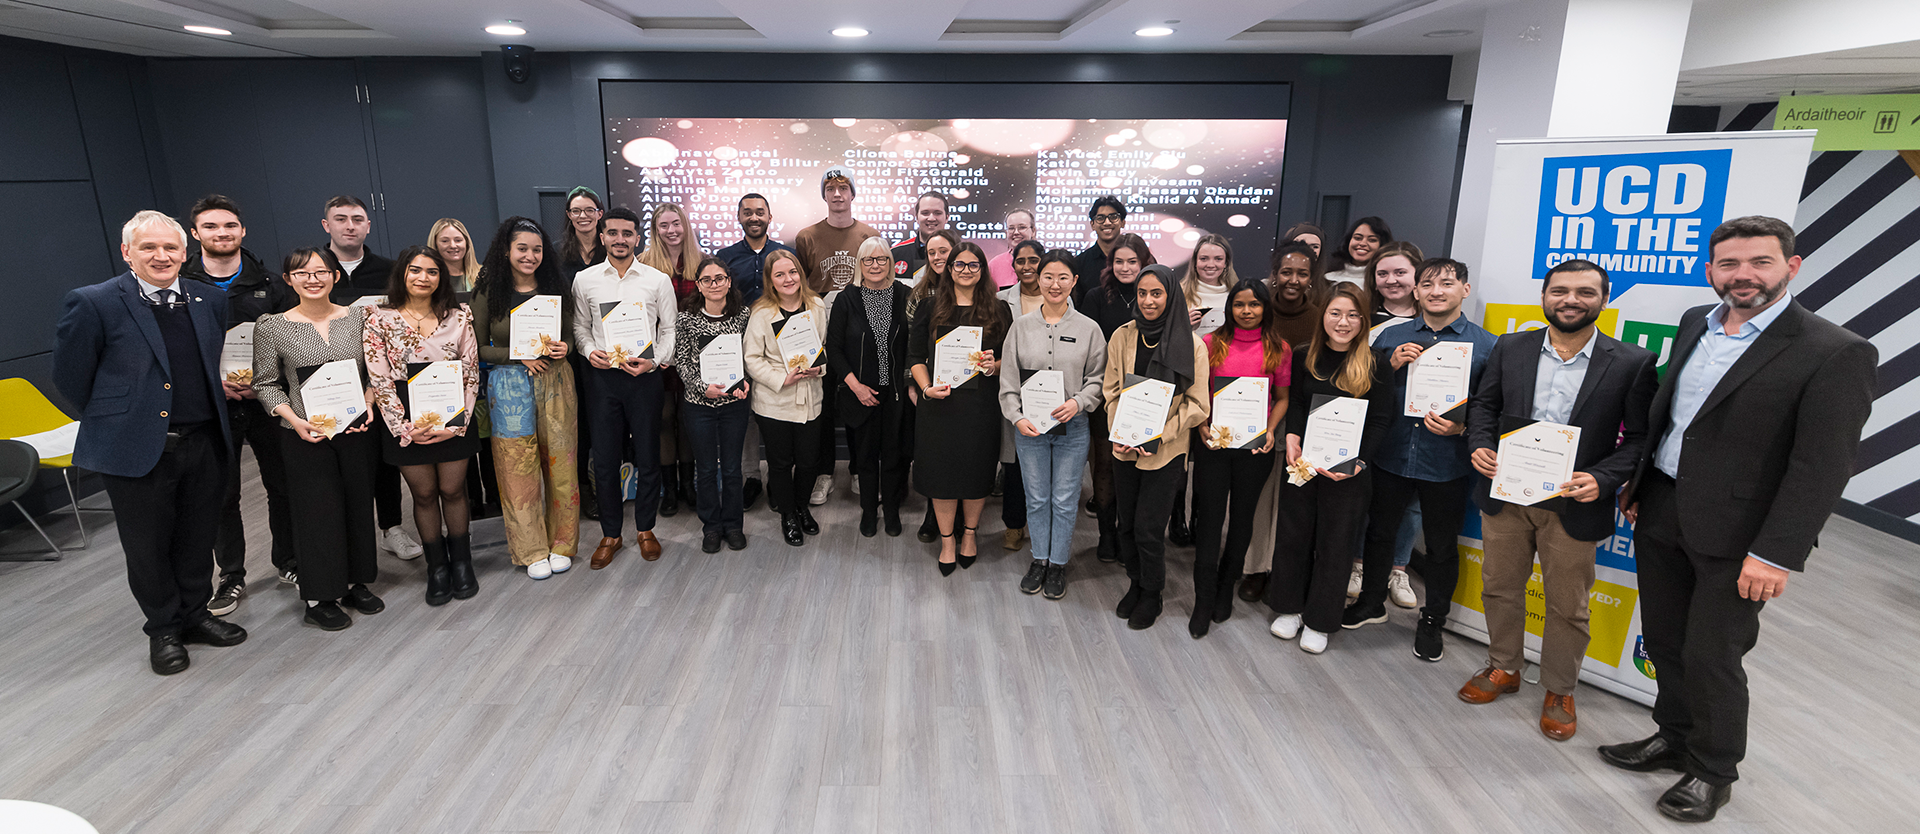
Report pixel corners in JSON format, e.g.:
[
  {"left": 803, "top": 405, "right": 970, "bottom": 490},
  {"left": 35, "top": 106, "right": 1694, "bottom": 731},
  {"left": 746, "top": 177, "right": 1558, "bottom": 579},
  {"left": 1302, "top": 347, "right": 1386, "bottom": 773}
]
[
  {"left": 364, "top": 246, "right": 482, "bottom": 604},
  {"left": 908, "top": 242, "right": 1008, "bottom": 575}
]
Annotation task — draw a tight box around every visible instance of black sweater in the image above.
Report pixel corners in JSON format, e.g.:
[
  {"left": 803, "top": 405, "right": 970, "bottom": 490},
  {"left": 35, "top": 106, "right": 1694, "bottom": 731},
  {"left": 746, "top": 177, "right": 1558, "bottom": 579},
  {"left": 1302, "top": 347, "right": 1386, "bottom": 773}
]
[{"left": 1284, "top": 345, "right": 1394, "bottom": 464}]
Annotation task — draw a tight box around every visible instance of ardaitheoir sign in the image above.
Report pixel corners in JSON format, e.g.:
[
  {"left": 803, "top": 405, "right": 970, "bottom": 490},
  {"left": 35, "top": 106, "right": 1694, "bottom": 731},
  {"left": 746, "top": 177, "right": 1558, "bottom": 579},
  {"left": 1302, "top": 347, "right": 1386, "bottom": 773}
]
[{"left": 1775, "top": 94, "right": 1920, "bottom": 151}]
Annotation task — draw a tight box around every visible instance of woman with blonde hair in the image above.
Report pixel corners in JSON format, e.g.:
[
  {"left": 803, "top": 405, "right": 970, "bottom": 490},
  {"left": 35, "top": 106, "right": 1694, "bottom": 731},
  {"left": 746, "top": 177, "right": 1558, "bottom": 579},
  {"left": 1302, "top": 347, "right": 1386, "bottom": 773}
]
[
  {"left": 638, "top": 202, "right": 706, "bottom": 517},
  {"left": 744, "top": 248, "right": 830, "bottom": 546},
  {"left": 827, "top": 235, "right": 914, "bottom": 537},
  {"left": 1179, "top": 233, "right": 1240, "bottom": 331},
  {"left": 431, "top": 217, "right": 499, "bottom": 519},
  {"left": 428, "top": 218, "right": 481, "bottom": 298}
]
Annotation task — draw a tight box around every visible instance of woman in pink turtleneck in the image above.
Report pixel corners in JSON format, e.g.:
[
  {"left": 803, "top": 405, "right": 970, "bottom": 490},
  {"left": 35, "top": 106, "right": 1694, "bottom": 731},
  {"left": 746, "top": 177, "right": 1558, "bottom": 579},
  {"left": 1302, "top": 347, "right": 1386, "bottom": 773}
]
[{"left": 1187, "top": 278, "right": 1292, "bottom": 638}]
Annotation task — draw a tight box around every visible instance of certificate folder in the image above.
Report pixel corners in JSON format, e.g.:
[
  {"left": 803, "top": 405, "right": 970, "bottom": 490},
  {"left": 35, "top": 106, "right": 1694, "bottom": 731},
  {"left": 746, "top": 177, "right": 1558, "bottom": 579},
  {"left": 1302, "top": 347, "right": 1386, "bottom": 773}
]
[
  {"left": 1020, "top": 368, "right": 1067, "bottom": 436},
  {"left": 775, "top": 310, "right": 827, "bottom": 369},
  {"left": 1121, "top": 373, "right": 1164, "bottom": 454},
  {"left": 1208, "top": 375, "right": 1268, "bottom": 450},
  {"left": 401, "top": 361, "right": 468, "bottom": 428},
  {"left": 293, "top": 362, "right": 370, "bottom": 433},
  {"left": 1306, "top": 393, "right": 1364, "bottom": 475}
]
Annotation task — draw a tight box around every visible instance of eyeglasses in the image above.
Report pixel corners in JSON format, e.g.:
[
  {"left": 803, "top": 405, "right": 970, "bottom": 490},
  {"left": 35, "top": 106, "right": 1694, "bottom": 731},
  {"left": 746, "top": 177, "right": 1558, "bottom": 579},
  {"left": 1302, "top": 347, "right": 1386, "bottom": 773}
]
[
  {"left": 950, "top": 261, "right": 982, "bottom": 273},
  {"left": 567, "top": 208, "right": 602, "bottom": 217},
  {"left": 289, "top": 270, "right": 333, "bottom": 281},
  {"left": 695, "top": 276, "right": 730, "bottom": 286},
  {"left": 860, "top": 257, "right": 892, "bottom": 266},
  {"left": 1092, "top": 214, "right": 1125, "bottom": 226}
]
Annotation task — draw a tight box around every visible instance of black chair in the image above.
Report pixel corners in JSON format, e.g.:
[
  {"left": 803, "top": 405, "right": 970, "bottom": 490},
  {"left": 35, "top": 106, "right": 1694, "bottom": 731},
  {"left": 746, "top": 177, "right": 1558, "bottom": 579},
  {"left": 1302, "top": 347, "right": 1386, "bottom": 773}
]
[{"left": 0, "top": 439, "right": 64, "bottom": 561}]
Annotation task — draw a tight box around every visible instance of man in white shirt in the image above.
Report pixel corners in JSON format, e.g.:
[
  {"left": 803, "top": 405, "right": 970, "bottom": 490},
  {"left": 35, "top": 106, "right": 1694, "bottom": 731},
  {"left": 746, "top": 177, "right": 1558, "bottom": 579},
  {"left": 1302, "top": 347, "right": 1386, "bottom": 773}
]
[{"left": 572, "top": 206, "right": 679, "bottom": 568}]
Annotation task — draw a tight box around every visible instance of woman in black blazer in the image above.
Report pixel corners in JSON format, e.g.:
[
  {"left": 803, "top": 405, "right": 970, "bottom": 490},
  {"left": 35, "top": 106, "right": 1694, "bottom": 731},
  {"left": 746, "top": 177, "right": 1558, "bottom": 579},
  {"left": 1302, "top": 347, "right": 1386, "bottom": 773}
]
[{"left": 827, "top": 236, "right": 914, "bottom": 537}]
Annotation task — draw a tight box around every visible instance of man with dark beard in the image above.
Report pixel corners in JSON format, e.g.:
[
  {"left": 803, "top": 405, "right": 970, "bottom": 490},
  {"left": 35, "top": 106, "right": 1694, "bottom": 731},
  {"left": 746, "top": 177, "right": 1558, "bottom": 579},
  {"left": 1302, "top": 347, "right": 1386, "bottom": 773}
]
[
  {"left": 715, "top": 192, "right": 792, "bottom": 305},
  {"left": 1457, "top": 259, "right": 1657, "bottom": 743}
]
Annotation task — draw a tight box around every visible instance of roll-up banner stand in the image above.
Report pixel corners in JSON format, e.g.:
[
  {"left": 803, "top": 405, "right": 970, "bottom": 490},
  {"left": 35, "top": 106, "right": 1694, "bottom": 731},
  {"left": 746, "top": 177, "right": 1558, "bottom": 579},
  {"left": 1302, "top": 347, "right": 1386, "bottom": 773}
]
[{"left": 1451, "top": 130, "right": 1817, "bottom": 706}]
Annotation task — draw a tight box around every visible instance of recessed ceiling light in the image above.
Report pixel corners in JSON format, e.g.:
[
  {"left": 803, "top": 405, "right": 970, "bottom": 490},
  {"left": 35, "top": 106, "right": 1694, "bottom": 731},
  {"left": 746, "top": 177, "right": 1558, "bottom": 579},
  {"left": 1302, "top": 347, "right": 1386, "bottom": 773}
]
[
  {"left": 1424, "top": 29, "right": 1473, "bottom": 38},
  {"left": 1136, "top": 26, "right": 1174, "bottom": 37},
  {"left": 183, "top": 24, "right": 231, "bottom": 35},
  {"left": 486, "top": 23, "right": 527, "bottom": 36},
  {"left": 832, "top": 27, "right": 869, "bottom": 37}
]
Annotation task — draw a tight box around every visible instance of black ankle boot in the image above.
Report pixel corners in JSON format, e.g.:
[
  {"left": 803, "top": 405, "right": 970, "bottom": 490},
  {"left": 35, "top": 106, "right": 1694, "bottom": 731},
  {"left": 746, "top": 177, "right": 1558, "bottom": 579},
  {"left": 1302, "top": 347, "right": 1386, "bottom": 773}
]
[
  {"left": 1166, "top": 505, "right": 1192, "bottom": 547},
  {"left": 659, "top": 466, "right": 680, "bottom": 517},
  {"left": 1128, "top": 590, "right": 1163, "bottom": 630},
  {"left": 1096, "top": 505, "right": 1119, "bottom": 563},
  {"left": 423, "top": 539, "right": 452, "bottom": 607},
  {"left": 446, "top": 534, "right": 478, "bottom": 600},
  {"left": 798, "top": 506, "right": 820, "bottom": 536},
  {"left": 1116, "top": 582, "right": 1142, "bottom": 619}
]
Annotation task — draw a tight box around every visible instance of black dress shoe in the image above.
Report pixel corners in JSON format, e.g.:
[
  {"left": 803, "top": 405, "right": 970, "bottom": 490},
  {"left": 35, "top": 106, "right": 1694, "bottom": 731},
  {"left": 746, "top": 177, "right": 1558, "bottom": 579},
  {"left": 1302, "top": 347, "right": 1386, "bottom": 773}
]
[
  {"left": 180, "top": 617, "right": 247, "bottom": 647},
  {"left": 884, "top": 507, "right": 903, "bottom": 537},
  {"left": 782, "top": 512, "right": 806, "bottom": 547},
  {"left": 342, "top": 584, "right": 385, "bottom": 615},
  {"left": 724, "top": 529, "right": 747, "bottom": 551},
  {"left": 304, "top": 601, "right": 353, "bottom": 631},
  {"left": 742, "top": 477, "right": 763, "bottom": 510},
  {"left": 1656, "top": 775, "right": 1731, "bottom": 823},
  {"left": 860, "top": 508, "right": 879, "bottom": 537},
  {"left": 1237, "top": 572, "right": 1269, "bottom": 603},
  {"left": 1598, "top": 734, "right": 1687, "bottom": 773},
  {"left": 798, "top": 506, "right": 820, "bottom": 536},
  {"left": 149, "top": 634, "right": 189, "bottom": 675},
  {"left": 702, "top": 531, "right": 723, "bottom": 553}
]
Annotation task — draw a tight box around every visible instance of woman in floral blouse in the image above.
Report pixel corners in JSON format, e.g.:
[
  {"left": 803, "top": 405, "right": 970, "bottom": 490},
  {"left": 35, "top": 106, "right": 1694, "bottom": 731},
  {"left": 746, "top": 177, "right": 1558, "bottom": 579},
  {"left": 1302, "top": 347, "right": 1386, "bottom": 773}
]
[{"left": 364, "top": 245, "right": 481, "bottom": 605}]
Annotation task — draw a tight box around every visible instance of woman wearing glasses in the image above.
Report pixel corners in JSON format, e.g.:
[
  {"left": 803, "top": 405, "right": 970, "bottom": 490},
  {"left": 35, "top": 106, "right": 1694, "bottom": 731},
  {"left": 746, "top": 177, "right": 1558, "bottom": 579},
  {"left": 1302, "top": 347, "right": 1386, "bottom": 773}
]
[
  {"left": 909, "top": 242, "right": 1008, "bottom": 575},
  {"left": 827, "top": 236, "right": 913, "bottom": 537},
  {"left": 558, "top": 186, "right": 605, "bottom": 279},
  {"left": 672, "top": 257, "right": 753, "bottom": 553}
]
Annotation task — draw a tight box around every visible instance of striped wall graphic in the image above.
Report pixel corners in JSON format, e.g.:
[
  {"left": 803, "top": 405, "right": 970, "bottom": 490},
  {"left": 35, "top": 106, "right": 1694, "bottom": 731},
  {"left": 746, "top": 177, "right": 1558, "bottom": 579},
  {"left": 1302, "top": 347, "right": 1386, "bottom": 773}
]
[{"left": 1716, "top": 103, "right": 1920, "bottom": 524}]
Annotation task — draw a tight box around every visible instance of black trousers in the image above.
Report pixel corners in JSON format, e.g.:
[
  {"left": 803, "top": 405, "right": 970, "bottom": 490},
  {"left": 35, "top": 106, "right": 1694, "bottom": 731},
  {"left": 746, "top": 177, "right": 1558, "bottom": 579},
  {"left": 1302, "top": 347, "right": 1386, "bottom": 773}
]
[
  {"left": 215, "top": 398, "right": 294, "bottom": 582},
  {"left": 100, "top": 424, "right": 226, "bottom": 637},
  {"left": 586, "top": 367, "right": 664, "bottom": 539},
  {"left": 1113, "top": 455, "right": 1185, "bottom": 593},
  {"left": 845, "top": 390, "right": 908, "bottom": 513},
  {"left": 1635, "top": 473, "right": 1767, "bottom": 785},
  {"left": 1191, "top": 442, "right": 1271, "bottom": 613},
  {"left": 280, "top": 427, "right": 379, "bottom": 601},
  {"left": 374, "top": 421, "right": 403, "bottom": 530},
  {"left": 758, "top": 412, "right": 825, "bottom": 514},
  {"left": 1358, "top": 469, "right": 1471, "bottom": 621},
  {"left": 684, "top": 399, "right": 749, "bottom": 535},
  {"left": 1267, "top": 467, "right": 1372, "bottom": 635}
]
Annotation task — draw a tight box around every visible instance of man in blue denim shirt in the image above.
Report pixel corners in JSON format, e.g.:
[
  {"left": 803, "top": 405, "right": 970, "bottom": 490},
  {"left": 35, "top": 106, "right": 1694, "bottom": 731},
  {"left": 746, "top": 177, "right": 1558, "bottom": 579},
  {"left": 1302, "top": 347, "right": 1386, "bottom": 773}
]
[{"left": 1344, "top": 257, "right": 1496, "bottom": 663}]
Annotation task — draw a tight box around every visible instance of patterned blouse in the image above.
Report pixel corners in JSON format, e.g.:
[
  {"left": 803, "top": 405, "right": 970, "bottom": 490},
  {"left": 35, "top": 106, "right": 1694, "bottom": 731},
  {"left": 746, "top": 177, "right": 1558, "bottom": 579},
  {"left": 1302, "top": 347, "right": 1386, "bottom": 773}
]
[
  {"left": 672, "top": 305, "right": 753, "bottom": 407},
  {"left": 252, "top": 306, "right": 369, "bottom": 431},
  {"left": 363, "top": 304, "right": 481, "bottom": 444}
]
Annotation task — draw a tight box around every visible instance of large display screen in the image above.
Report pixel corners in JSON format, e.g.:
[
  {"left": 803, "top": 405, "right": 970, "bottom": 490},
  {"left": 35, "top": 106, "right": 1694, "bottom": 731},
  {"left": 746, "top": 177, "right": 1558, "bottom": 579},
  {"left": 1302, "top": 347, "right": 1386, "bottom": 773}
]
[{"left": 603, "top": 117, "right": 1288, "bottom": 274}]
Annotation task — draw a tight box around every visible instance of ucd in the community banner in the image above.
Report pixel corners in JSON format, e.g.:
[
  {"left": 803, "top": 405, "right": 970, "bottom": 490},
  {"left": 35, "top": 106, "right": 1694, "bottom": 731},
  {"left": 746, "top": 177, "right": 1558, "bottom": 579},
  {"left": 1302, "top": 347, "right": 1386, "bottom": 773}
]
[{"left": 1456, "top": 130, "right": 1816, "bottom": 705}]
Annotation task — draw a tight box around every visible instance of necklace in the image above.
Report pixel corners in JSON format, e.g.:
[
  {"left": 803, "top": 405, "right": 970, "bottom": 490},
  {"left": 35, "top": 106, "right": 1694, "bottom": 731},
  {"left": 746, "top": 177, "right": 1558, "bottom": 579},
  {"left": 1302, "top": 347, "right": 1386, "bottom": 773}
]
[{"left": 1141, "top": 334, "right": 1161, "bottom": 349}]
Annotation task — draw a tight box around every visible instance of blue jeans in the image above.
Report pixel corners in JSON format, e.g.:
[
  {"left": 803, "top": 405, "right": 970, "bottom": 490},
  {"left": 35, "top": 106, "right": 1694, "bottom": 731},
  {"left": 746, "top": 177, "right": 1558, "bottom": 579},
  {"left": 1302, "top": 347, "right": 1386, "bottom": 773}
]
[
  {"left": 1011, "top": 413, "right": 1090, "bottom": 566},
  {"left": 684, "top": 399, "right": 750, "bottom": 535}
]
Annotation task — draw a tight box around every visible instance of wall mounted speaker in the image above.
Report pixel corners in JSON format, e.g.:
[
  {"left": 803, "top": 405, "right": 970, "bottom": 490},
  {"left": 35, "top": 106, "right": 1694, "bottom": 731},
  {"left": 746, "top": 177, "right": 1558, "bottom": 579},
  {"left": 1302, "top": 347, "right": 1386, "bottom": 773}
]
[{"left": 502, "top": 45, "right": 534, "bottom": 84}]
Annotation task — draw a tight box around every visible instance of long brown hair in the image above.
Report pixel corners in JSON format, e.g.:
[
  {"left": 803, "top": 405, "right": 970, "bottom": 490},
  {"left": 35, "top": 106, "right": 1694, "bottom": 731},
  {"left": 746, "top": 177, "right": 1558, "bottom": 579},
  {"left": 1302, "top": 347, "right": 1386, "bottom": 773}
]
[
  {"left": 753, "top": 248, "right": 820, "bottom": 315},
  {"left": 1101, "top": 233, "right": 1156, "bottom": 299},
  {"left": 907, "top": 228, "right": 962, "bottom": 306},
  {"left": 1180, "top": 233, "right": 1241, "bottom": 303},
  {"left": 929, "top": 241, "right": 1008, "bottom": 347},
  {"left": 1305, "top": 283, "right": 1376, "bottom": 397},
  {"left": 1206, "top": 279, "right": 1291, "bottom": 375},
  {"left": 638, "top": 202, "right": 704, "bottom": 280}
]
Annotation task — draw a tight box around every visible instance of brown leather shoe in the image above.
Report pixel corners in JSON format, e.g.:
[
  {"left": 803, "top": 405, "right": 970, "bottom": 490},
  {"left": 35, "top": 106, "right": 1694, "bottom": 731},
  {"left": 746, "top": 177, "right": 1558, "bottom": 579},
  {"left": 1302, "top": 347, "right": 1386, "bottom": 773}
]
[
  {"left": 1457, "top": 666, "right": 1522, "bottom": 704},
  {"left": 1540, "top": 691, "right": 1577, "bottom": 741},
  {"left": 637, "top": 530, "right": 662, "bottom": 561},
  {"left": 590, "top": 537, "right": 622, "bottom": 570}
]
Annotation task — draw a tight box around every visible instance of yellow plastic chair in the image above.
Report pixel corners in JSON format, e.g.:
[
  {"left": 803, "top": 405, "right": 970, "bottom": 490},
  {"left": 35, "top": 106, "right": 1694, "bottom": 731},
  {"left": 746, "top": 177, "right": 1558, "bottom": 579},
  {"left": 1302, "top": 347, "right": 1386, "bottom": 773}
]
[{"left": 0, "top": 378, "right": 111, "bottom": 557}]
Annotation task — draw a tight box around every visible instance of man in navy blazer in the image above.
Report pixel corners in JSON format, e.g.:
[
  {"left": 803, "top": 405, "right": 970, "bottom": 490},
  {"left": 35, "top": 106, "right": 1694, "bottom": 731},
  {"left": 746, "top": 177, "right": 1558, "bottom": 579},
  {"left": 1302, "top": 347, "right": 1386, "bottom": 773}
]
[
  {"left": 53, "top": 210, "right": 248, "bottom": 675},
  {"left": 1458, "top": 260, "right": 1658, "bottom": 743}
]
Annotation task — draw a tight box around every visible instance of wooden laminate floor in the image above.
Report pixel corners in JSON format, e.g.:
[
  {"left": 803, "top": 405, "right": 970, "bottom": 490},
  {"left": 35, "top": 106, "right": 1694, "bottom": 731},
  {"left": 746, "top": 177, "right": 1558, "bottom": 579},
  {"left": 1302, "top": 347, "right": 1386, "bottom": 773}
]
[{"left": 1, "top": 456, "right": 1916, "bottom": 833}]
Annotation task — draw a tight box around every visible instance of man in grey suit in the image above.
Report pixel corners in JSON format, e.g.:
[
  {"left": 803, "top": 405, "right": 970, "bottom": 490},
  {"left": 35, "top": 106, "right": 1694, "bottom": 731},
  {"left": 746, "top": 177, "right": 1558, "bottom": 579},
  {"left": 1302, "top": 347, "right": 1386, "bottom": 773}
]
[
  {"left": 1457, "top": 259, "right": 1658, "bottom": 742},
  {"left": 1600, "top": 216, "right": 1877, "bottom": 822}
]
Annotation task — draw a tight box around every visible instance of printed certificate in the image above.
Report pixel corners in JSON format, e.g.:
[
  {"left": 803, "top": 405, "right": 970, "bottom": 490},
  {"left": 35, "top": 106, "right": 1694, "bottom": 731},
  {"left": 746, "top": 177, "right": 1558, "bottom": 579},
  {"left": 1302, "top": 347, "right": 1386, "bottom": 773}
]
[
  {"left": 1491, "top": 420, "right": 1581, "bottom": 506},
  {"left": 297, "top": 359, "right": 367, "bottom": 438},
  {"left": 1206, "top": 376, "right": 1269, "bottom": 450},
  {"left": 775, "top": 310, "right": 825, "bottom": 372},
  {"left": 220, "top": 322, "right": 255, "bottom": 384},
  {"left": 1020, "top": 369, "right": 1066, "bottom": 434},
  {"left": 508, "top": 294, "right": 563, "bottom": 360},
  {"left": 1192, "top": 305, "right": 1227, "bottom": 333},
  {"left": 1302, "top": 394, "right": 1367, "bottom": 474},
  {"left": 932, "top": 325, "right": 985, "bottom": 388},
  {"left": 598, "top": 299, "right": 654, "bottom": 364},
  {"left": 699, "top": 333, "right": 746, "bottom": 393},
  {"left": 404, "top": 360, "right": 466, "bottom": 430},
  {"left": 1109, "top": 374, "right": 1175, "bottom": 449},
  {"left": 1404, "top": 341, "right": 1473, "bottom": 417}
]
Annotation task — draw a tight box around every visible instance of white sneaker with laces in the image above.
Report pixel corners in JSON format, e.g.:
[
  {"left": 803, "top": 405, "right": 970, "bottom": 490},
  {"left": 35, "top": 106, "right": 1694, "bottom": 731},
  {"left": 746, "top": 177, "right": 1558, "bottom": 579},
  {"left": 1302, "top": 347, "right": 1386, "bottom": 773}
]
[
  {"left": 809, "top": 473, "right": 833, "bottom": 506},
  {"left": 1269, "top": 613, "right": 1303, "bottom": 640},
  {"left": 1388, "top": 570, "right": 1418, "bottom": 609},
  {"left": 1299, "top": 628, "right": 1329, "bottom": 654},
  {"left": 548, "top": 553, "right": 572, "bottom": 574},
  {"left": 381, "top": 526, "right": 424, "bottom": 560},
  {"left": 1346, "top": 561, "right": 1364, "bottom": 598},
  {"left": 527, "top": 557, "right": 553, "bottom": 580}
]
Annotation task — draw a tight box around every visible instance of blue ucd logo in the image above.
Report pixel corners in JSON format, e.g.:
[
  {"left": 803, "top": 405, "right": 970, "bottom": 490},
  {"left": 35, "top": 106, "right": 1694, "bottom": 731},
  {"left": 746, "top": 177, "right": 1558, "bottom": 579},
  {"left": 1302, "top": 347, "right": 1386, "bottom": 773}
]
[{"left": 1534, "top": 148, "right": 1731, "bottom": 299}]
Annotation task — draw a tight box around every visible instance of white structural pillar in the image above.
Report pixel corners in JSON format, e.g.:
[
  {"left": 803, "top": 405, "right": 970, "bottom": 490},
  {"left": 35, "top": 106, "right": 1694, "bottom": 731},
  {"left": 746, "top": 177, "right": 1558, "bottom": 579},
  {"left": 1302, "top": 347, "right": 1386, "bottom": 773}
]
[{"left": 1452, "top": 0, "right": 1694, "bottom": 277}]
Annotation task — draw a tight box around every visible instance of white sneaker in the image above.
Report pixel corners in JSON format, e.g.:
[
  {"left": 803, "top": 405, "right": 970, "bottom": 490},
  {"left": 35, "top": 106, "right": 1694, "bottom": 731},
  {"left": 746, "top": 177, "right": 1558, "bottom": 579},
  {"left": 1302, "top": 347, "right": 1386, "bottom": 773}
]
[
  {"left": 1299, "top": 628, "right": 1329, "bottom": 654},
  {"left": 1269, "top": 613, "right": 1303, "bottom": 640},
  {"left": 1346, "top": 561, "right": 1363, "bottom": 598},
  {"left": 381, "top": 526, "right": 424, "bottom": 560},
  {"left": 547, "top": 553, "right": 572, "bottom": 574},
  {"left": 809, "top": 473, "right": 833, "bottom": 506},
  {"left": 527, "top": 558, "right": 553, "bottom": 580},
  {"left": 1388, "top": 570, "right": 1418, "bottom": 609}
]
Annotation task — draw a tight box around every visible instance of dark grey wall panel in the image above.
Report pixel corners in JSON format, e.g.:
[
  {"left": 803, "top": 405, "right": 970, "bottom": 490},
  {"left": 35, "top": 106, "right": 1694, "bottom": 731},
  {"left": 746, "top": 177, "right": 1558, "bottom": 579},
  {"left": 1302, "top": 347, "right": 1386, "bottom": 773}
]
[
  {"left": 65, "top": 54, "right": 163, "bottom": 269},
  {"left": 247, "top": 60, "right": 378, "bottom": 258},
  {"left": 365, "top": 58, "right": 500, "bottom": 254},
  {"left": 0, "top": 181, "right": 114, "bottom": 365},
  {"left": 146, "top": 60, "right": 285, "bottom": 258},
  {"left": 481, "top": 50, "right": 583, "bottom": 229},
  {"left": 0, "top": 49, "right": 90, "bottom": 182}
]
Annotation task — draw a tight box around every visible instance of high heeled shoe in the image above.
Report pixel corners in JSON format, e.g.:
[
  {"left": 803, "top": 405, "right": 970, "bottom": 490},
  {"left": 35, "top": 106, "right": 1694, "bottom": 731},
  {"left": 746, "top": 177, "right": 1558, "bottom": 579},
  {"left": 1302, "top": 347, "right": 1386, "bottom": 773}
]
[
  {"left": 957, "top": 525, "right": 978, "bottom": 570},
  {"left": 937, "top": 531, "right": 958, "bottom": 577}
]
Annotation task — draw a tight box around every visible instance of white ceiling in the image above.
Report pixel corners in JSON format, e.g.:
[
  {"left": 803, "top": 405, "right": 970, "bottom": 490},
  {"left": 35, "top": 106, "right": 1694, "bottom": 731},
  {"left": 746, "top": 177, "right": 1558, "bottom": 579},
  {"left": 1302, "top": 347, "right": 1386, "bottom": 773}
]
[{"left": 3, "top": 0, "right": 1916, "bottom": 107}]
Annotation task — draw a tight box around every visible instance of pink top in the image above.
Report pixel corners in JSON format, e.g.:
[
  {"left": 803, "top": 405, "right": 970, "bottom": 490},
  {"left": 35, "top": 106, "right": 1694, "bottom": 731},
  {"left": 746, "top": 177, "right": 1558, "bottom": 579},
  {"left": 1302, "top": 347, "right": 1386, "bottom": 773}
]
[
  {"left": 363, "top": 304, "right": 481, "bottom": 445},
  {"left": 1205, "top": 327, "right": 1290, "bottom": 422},
  {"left": 987, "top": 251, "right": 1019, "bottom": 288}
]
